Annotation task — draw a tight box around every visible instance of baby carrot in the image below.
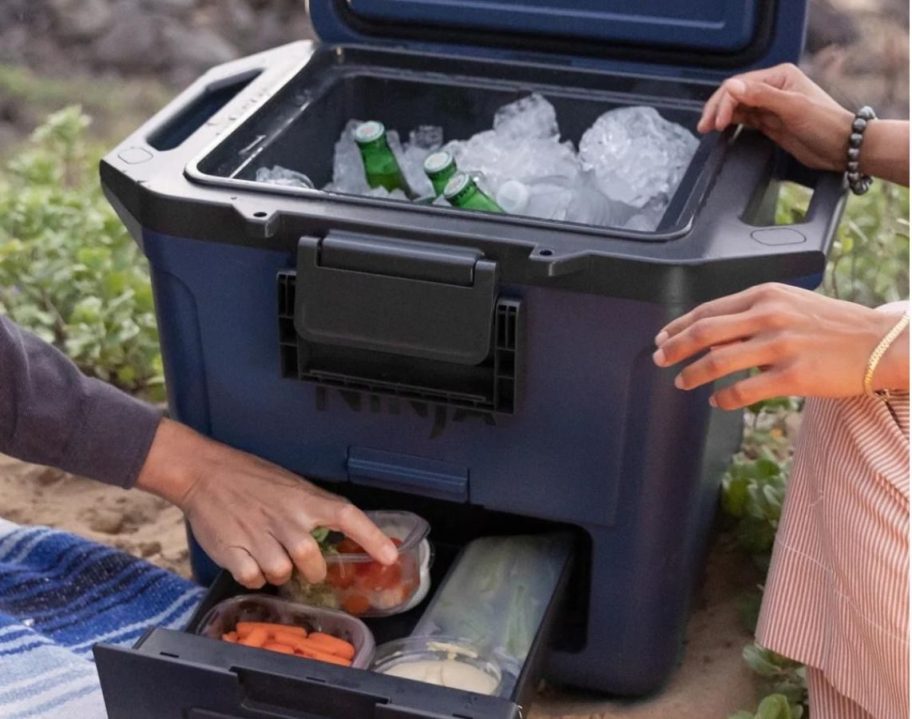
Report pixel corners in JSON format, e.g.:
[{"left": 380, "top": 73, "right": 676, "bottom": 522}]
[
  {"left": 239, "top": 626, "right": 269, "bottom": 648},
  {"left": 306, "top": 632, "right": 356, "bottom": 660},
  {"left": 222, "top": 631, "right": 239, "bottom": 643},
  {"left": 262, "top": 642, "right": 295, "bottom": 655},
  {"left": 294, "top": 645, "right": 353, "bottom": 667},
  {"left": 236, "top": 622, "right": 307, "bottom": 639}
]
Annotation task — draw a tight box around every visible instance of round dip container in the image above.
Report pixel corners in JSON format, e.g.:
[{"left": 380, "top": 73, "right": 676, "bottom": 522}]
[{"left": 371, "top": 637, "right": 503, "bottom": 696}]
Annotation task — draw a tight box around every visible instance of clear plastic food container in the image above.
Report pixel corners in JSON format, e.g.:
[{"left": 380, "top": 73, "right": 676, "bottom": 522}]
[
  {"left": 411, "top": 532, "right": 573, "bottom": 691},
  {"left": 279, "top": 510, "right": 432, "bottom": 617},
  {"left": 196, "top": 593, "right": 376, "bottom": 668},
  {"left": 372, "top": 636, "right": 504, "bottom": 697}
]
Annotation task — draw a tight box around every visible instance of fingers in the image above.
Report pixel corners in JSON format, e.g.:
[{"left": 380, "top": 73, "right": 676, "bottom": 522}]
[
  {"left": 655, "top": 287, "right": 762, "bottom": 345},
  {"left": 276, "top": 531, "right": 326, "bottom": 584},
  {"left": 219, "top": 545, "right": 267, "bottom": 589},
  {"left": 698, "top": 64, "right": 802, "bottom": 134},
  {"left": 730, "top": 79, "right": 803, "bottom": 120},
  {"left": 248, "top": 534, "right": 295, "bottom": 585},
  {"left": 654, "top": 313, "right": 761, "bottom": 367},
  {"left": 710, "top": 368, "right": 794, "bottom": 410},
  {"left": 323, "top": 502, "right": 398, "bottom": 565},
  {"left": 673, "top": 339, "right": 781, "bottom": 391}
]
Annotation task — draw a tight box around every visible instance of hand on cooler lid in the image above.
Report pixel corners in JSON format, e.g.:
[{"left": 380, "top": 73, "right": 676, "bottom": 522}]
[
  {"left": 698, "top": 63, "right": 910, "bottom": 186},
  {"left": 652, "top": 283, "right": 909, "bottom": 411},
  {"left": 698, "top": 63, "right": 855, "bottom": 172},
  {"left": 135, "top": 419, "right": 398, "bottom": 589}
]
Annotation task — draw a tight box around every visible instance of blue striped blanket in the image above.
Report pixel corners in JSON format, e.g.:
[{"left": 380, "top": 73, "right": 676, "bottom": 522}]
[{"left": 0, "top": 518, "right": 204, "bottom": 719}]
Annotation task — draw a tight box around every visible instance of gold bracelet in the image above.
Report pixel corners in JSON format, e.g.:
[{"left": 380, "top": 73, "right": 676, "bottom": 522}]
[{"left": 863, "top": 312, "right": 910, "bottom": 397}]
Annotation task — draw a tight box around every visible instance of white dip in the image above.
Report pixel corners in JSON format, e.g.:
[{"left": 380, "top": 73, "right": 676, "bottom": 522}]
[{"left": 381, "top": 658, "right": 499, "bottom": 695}]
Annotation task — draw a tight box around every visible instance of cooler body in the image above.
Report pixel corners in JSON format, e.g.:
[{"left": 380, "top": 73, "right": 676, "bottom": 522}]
[
  {"left": 99, "top": 29, "right": 844, "bottom": 699},
  {"left": 145, "top": 226, "right": 739, "bottom": 692}
]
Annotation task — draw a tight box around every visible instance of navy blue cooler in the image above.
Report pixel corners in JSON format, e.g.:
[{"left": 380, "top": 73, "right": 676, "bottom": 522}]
[{"left": 94, "top": 2, "right": 847, "bottom": 716}]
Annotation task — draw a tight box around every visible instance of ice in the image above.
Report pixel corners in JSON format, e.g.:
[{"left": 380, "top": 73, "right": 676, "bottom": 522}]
[
  {"left": 321, "top": 97, "right": 695, "bottom": 230},
  {"left": 579, "top": 106, "right": 698, "bottom": 210},
  {"left": 409, "top": 125, "right": 445, "bottom": 150},
  {"left": 446, "top": 94, "right": 577, "bottom": 197},
  {"left": 255, "top": 165, "right": 315, "bottom": 189},
  {"left": 325, "top": 119, "right": 369, "bottom": 195},
  {"left": 323, "top": 121, "right": 441, "bottom": 200},
  {"left": 366, "top": 186, "right": 409, "bottom": 201},
  {"left": 493, "top": 93, "right": 559, "bottom": 141},
  {"left": 388, "top": 128, "right": 439, "bottom": 198}
]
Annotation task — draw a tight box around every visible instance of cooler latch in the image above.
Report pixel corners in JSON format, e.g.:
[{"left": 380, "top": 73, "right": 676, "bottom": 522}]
[{"left": 277, "top": 233, "right": 521, "bottom": 414}]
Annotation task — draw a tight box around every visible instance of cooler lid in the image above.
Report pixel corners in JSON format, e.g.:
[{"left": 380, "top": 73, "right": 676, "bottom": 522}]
[{"left": 307, "top": 0, "right": 808, "bottom": 77}]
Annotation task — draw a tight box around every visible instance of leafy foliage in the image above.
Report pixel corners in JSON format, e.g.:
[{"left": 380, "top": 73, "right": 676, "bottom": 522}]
[
  {"left": 728, "top": 179, "right": 909, "bottom": 718},
  {"left": 0, "top": 107, "right": 164, "bottom": 399}
]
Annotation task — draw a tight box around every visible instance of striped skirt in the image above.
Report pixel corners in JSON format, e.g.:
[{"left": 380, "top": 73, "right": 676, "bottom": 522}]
[{"left": 755, "top": 393, "right": 909, "bottom": 719}]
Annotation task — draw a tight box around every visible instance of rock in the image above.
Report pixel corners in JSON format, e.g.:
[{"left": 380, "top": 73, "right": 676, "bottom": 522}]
[
  {"left": 93, "top": 3, "right": 165, "bottom": 71},
  {"left": 89, "top": 509, "right": 125, "bottom": 535},
  {"left": 48, "top": 0, "right": 114, "bottom": 40},
  {"left": 161, "top": 21, "right": 239, "bottom": 77},
  {"left": 32, "top": 467, "right": 66, "bottom": 487},
  {"left": 141, "top": 0, "right": 195, "bottom": 15}
]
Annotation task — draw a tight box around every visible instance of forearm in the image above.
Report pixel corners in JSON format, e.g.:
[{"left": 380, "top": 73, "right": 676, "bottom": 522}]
[
  {"left": 860, "top": 120, "right": 910, "bottom": 187},
  {"left": 0, "top": 315, "right": 162, "bottom": 487}
]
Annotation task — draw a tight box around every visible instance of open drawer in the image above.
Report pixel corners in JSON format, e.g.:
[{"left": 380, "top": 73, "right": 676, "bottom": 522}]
[{"left": 94, "top": 535, "right": 574, "bottom": 719}]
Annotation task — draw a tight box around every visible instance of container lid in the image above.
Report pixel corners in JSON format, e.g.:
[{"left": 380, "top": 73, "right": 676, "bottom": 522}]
[{"left": 308, "top": 0, "right": 808, "bottom": 78}]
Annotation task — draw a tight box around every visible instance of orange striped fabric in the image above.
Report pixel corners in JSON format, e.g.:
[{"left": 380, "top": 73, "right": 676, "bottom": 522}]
[{"left": 755, "top": 390, "right": 909, "bottom": 719}]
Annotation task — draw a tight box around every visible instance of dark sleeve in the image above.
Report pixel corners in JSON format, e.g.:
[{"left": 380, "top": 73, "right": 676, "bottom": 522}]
[{"left": 0, "top": 315, "right": 162, "bottom": 488}]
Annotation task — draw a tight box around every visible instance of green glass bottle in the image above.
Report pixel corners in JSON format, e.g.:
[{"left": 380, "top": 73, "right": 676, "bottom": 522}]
[
  {"left": 353, "top": 121, "right": 410, "bottom": 195},
  {"left": 443, "top": 173, "right": 504, "bottom": 213},
  {"left": 423, "top": 150, "right": 458, "bottom": 196}
]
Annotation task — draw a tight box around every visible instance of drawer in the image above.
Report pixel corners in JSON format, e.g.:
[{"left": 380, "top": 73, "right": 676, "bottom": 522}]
[{"left": 94, "top": 535, "right": 574, "bottom": 719}]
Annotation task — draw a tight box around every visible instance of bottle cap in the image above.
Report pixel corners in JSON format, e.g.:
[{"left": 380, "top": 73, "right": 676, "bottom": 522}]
[
  {"left": 443, "top": 172, "right": 471, "bottom": 200},
  {"left": 495, "top": 180, "right": 530, "bottom": 214},
  {"left": 354, "top": 121, "right": 386, "bottom": 145},
  {"left": 423, "top": 150, "right": 453, "bottom": 174}
]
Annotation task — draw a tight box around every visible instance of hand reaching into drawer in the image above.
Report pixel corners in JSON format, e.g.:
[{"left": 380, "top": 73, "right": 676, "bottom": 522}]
[{"left": 135, "top": 418, "right": 398, "bottom": 588}]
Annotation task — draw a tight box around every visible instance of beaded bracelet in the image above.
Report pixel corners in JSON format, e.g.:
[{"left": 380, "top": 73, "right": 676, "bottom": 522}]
[{"left": 846, "top": 106, "right": 876, "bottom": 195}]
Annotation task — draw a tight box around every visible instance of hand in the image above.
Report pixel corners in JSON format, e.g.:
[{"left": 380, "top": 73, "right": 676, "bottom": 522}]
[
  {"left": 136, "top": 419, "right": 398, "bottom": 589},
  {"left": 698, "top": 63, "right": 854, "bottom": 172},
  {"left": 652, "top": 283, "right": 909, "bottom": 411}
]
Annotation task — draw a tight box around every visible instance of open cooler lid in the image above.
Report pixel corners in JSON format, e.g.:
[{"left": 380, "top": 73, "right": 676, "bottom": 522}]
[{"left": 307, "top": 0, "right": 808, "bottom": 78}]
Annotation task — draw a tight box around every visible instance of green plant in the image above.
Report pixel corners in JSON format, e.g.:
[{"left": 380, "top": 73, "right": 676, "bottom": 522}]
[{"left": 0, "top": 107, "right": 163, "bottom": 399}]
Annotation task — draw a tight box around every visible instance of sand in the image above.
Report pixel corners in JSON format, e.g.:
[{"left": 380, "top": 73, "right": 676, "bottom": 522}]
[{"left": 0, "top": 451, "right": 761, "bottom": 718}]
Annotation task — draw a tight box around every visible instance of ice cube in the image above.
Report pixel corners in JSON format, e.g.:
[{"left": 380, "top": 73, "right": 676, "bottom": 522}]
[
  {"left": 446, "top": 132, "right": 579, "bottom": 198},
  {"left": 366, "top": 186, "right": 409, "bottom": 201},
  {"left": 493, "top": 93, "right": 559, "bottom": 141},
  {"left": 409, "top": 125, "right": 444, "bottom": 150},
  {"left": 445, "top": 94, "right": 578, "bottom": 199},
  {"left": 523, "top": 178, "right": 574, "bottom": 221},
  {"left": 255, "top": 165, "right": 315, "bottom": 189},
  {"left": 388, "top": 129, "right": 436, "bottom": 198},
  {"left": 579, "top": 106, "right": 698, "bottom": 209},
  {"left": 326, "top": 119, "right": 370, "bottom": 195}
]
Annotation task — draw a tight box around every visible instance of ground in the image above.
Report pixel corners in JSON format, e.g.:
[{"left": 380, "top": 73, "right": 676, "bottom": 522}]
[{"left": 0, "top": 451, "right": 763, "bottom": 717}]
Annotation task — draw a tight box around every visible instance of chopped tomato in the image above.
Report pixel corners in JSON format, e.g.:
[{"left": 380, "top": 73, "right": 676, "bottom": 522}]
[
  {"left": 341, "top": 593, "right": 371, "bottom": 615},
  {"left": 325, "top": 562, "right": 357, "bottom": 589},
  {"left": 358, "top": 560, "right": 403, "bottom": 592},
  {"left": 336, "top": 538, "right": 365, "bottom": 554}
]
